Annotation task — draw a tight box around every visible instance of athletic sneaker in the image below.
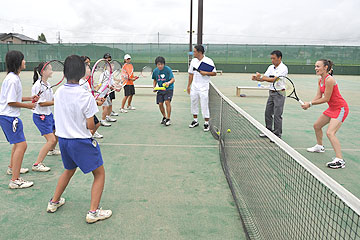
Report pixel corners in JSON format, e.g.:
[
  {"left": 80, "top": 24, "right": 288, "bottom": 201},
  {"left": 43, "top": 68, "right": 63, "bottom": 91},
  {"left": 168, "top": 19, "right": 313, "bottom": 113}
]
[
  {"left": 86, "top": 208, "right": 112, "bottom": 224},
  {"left": 32, "top": 163, "right": 51, "bottom": 172},
  {"left": 160, "top": 117, "right": 166, "bottom": 124},
  {"left": 7, "top": 167, "right": 29, "bottom": 175},
  {"left": 100, "top": 120, "right": 111, "bottom": 127},
  {"left": 307, "top": 144, "right": 325, "bottom": 153},
  {"left": 105, "top": 116, "right": 117, "bottom": 122},
  {"left": 110, "top": 111, "right": 119, "bottom": 116},
  {"left": 326, "top": 158, "right": 345, "bottom": 169},
  {"left": 119, "top": 108, "right": 128, "bottom": 113},
  {"left": 165, "top": 119, "right": 171, "bottom": 126},
  {"left": 47, "top": 149, "right": 61, "bottom": 156},
  {"left": 9, "top": 177, "right": 33, "bottom": 189},
  {"left": 47, "top": 198, "right": 66, "bottom": 213},
  {"left": 93, "top": 131, "right": 103, "bottom": 139},
  {"left": 203, "top": 123, "right": 210, "bottom": 132},
  {"left": 259, "top": 133, "right": 267, "bottom": 138},
  {"left": 189, "top": 120, "right": 199, "bottom": 128},
  {"left": 125, "top": 105, "right": 136, "bottom": 110}
]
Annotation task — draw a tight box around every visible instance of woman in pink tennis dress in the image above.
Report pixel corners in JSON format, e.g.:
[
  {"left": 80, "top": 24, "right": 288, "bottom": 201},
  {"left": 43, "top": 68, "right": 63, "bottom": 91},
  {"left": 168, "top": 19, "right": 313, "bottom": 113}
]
[{"left": 302, "top": 59, "right": 349, "bottom": 169}]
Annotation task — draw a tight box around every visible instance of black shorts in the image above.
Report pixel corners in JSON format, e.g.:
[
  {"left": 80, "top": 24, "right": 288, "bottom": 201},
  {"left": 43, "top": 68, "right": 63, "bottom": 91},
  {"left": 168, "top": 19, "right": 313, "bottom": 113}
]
[
  {"left": 109, "top": 91, "right": 116, "bottom": 100},
  {"left": 156, "top": 89, "right": 173, "bottom": 104},
  {"left": 124, "top": 85, "right": 135, "bottom": 96},
  {"left": 93, "top": 115, "right": 99, "bottom": 125}
]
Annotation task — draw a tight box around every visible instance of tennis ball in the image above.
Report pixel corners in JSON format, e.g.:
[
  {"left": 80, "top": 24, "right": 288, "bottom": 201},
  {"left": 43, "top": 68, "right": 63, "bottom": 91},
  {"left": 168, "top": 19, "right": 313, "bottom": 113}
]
[
  {"left": 227, "top": 129, "right": 231, "bottom": 133},
  {"left": 163, "top": 83, "right": 166, "bottom": 87},
  {"left": 216, "top": 131, "right": 220, "bottom": 135},
  {"left": 184, "top": 89, "right": 186, "bottom": 92}
]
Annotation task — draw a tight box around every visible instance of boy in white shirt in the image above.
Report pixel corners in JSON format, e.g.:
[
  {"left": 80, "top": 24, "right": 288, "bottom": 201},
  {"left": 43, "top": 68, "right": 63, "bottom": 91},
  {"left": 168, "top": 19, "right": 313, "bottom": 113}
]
[
  {"left": 0, "top": 50, "right": 38, "bottom": 189},
  {"left": 47, "top": 55, "right": 112, "bottom": 223}
]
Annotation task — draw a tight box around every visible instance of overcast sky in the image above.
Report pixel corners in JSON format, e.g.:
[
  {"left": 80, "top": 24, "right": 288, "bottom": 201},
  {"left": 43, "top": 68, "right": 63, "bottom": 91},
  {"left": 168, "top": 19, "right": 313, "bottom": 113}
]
[{"left": 1, "top": 0, "right": 360, "bottom": 45}]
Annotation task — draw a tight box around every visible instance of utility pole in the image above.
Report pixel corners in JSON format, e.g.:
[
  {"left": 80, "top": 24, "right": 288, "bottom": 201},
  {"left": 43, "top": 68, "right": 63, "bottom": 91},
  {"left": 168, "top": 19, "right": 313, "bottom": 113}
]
[
  {"left": 189, "top": 0, "right": 193, "bottom": 52},
  {"left": 197, "top": 0, "right": 203, "bottom": 45},
  {"left": 188, "top": 0, "right": 194, "bottom": 66}
]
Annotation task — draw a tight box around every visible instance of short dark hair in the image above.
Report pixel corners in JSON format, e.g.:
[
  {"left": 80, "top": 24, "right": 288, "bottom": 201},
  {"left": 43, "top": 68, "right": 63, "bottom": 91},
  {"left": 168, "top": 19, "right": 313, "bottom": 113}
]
[
  {"left": 103, "top": 53, "right": 111, "bottom": 59},
  {"left": 194, "top": 45, "right": 205, "bottom": 54},
  {"left": 6, "top": 50, "right": 24, "bottom": 74},
  {"left": 80, "top": 56, "right": 90, "bottom": 62},
  {"left": 155, "top": 56, "right": 166, "bottom": 65},
  {"left": 64, "top": 55, "right": 85, "bottom": 82},
  {"left": 271, "top": 50, "right": 282, "bottom": 59}
]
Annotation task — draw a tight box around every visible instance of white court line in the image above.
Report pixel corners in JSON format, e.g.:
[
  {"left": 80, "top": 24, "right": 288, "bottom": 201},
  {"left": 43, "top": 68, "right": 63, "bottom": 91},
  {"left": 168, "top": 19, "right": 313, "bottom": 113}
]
[{"left": 0, "top": 141, "right": 218, "bottom": 148}]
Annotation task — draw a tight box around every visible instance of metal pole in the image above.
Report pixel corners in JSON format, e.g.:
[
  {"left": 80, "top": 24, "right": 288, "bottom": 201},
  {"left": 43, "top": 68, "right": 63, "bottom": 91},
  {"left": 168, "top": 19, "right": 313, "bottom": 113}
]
[
  {"left": 197, "top": 0, "right": 203, "bottom": 45},
  {"left": 190, "top": 0, "right": 193, "bottom": 52}
]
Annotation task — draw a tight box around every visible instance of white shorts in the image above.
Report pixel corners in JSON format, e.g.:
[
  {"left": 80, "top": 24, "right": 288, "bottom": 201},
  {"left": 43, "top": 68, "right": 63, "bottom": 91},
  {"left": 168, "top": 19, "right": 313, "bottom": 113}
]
[{"left": 102, "top": 96, "right": 112, "bottom": 107}]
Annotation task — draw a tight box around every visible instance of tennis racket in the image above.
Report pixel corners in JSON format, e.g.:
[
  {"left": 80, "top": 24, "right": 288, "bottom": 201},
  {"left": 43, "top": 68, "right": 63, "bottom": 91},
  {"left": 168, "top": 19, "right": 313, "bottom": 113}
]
[
  {"left": 110, "top": 60, "right": 122, "bottom": 79},
  {"left": 154, "top": 86, "right": 166, "bottom": 91},
  {"left": 273, "top": 76, "right": 304, "bottom": 104},
  {"left": 90, "top": 59, "right": 112, "bottom": 100},
  {"left": 32, "top": 60, "right": 64, "bottom": 102},
  {"left": 138, "top": 66, "right": 153, "bottom": 78}
]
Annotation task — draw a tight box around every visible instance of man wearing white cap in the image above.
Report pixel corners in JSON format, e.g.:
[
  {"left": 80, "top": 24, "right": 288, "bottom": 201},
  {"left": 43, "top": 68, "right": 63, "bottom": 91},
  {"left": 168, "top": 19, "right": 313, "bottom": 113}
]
[{"left": 120, "top": 54, "right": 138, "bottom": 113}]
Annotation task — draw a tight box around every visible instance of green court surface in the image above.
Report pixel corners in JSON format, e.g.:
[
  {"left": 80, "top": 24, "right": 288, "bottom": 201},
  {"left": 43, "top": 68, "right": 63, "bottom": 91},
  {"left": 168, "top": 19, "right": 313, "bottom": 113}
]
[
  {"left": 211, "top": 72, "right": 360, "bottom": 199},
  {"left": 0, "top": 72, "right": 245, "bottom": 240}
]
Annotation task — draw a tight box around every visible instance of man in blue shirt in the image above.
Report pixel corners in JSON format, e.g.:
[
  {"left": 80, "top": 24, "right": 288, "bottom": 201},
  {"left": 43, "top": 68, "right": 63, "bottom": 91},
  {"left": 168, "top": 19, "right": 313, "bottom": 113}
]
[{"left": 152, "top": 56, "right": 175, "bottom": 126}]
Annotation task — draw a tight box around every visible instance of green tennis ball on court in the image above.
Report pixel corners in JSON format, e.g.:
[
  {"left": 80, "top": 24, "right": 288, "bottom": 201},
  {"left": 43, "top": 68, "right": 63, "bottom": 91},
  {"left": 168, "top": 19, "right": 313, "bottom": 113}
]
[{"left": 227, "top": 129, "right": 231, "bottom": 133}]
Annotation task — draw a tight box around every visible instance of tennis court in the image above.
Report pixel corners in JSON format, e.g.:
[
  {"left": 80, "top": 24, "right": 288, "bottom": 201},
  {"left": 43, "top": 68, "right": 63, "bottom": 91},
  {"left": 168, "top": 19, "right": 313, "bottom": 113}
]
[
  {"left": 210, "top": 72, "right": 360, "bottom": 199},
  {"left": 1, "top": 70, "right": 359, "bottom": 239},
  {"left": 0, "top": 71, "right": 246, "bottom": 240}
]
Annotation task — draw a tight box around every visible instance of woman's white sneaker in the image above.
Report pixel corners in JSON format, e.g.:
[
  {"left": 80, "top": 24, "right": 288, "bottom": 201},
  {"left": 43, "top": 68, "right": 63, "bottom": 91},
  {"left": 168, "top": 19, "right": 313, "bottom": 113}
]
[
  {"left": 9, "top": 177, "right": 33, "bottom": 189},
  {"left": 6, "top": 167, "right": 29, "bottom": 175},
  {"left": 326, "top": 158, "right": 345, "bottom": 169},
  {"left": 93, "top": 131, "right": 103, "bottom": 139},
  {"left": 32, "top": 163, "right": 51, "bottom": 172},
  {"left": 47, "top": 149, "right": 61, "bottom": 156},
  {"left": 306, "top": 144, "right": 325, "bottom": 153},
  {"left": 86, "top": 208, "right": 112, "bottom": 223},
  {"left": 47, "top": 198, "right": 66, "bottom": 213}
]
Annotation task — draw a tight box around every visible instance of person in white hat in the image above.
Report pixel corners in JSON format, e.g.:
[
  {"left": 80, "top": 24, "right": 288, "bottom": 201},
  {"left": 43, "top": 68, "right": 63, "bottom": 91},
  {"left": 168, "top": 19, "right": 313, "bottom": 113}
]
[{"left": 120, "top": 54, "right": 138, "bottom": 113}]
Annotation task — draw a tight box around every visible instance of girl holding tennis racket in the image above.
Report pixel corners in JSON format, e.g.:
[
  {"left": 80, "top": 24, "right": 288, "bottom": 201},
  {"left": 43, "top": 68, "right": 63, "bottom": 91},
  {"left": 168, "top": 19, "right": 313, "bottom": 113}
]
[
  {"left": 31, "top": 62, "right": 61, "bottom": 172},
  {"left": 0, "top": 51, "right": 38, "bottom": 189},
  {"left": 79, "top": 57, "right": 104, "bottom": 139},
  {"left": 301, "top": 59, "right": 349, "bottom": 169},
  {"left": 120, "top": 54, "right": 138, "bottom": 113}
]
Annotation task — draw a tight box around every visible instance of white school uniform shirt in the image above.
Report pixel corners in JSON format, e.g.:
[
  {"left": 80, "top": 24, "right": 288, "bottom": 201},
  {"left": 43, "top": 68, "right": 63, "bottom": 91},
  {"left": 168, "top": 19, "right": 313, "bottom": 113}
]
[
  {"left": 264, "top": 62, "right": 288, "bottom": 91},
  {"left": 31, "top": 78, "right": 54, "bottom": 115},
  {"left": 0, "top": 72, "right": 22, "bottom": 117},
  {"left": 54, "top": 84, "right": 98, "bottom": 139},
  {"left": 188, "top": 56, "right": 216, "bottom": 91}
]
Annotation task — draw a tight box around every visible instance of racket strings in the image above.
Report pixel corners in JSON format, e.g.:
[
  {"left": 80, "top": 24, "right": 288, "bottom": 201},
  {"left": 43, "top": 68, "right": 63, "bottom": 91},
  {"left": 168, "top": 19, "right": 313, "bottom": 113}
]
[{"left": 141, "top": 66, "right": 152, "bottom": 77}]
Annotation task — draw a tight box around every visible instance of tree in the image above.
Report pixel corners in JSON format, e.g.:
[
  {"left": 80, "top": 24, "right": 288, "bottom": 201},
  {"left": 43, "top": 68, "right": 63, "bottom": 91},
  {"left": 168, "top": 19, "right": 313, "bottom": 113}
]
[{"left": 38, "top": 33, "right": 47, "bottom": 42}]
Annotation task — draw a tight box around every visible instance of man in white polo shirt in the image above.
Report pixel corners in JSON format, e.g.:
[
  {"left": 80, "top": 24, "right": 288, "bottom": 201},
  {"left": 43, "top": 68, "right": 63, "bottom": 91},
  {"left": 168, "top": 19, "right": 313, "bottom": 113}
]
[
  {"left": 252, "top": 50, "right": 288, "bottom": 138},
  {"left": 187, "top": 45, "right": 217, "bottom": 132}
]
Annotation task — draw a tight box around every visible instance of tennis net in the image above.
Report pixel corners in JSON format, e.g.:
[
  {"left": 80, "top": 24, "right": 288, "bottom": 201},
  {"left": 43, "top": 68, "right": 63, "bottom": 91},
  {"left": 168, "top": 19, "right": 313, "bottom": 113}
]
[{"left": 209, "top": 82, "right": 360, "bottom": 240}]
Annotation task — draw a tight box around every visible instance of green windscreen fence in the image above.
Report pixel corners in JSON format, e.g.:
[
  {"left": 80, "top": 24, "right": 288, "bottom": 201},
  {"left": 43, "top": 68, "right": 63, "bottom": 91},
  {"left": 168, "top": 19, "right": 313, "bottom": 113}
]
[{"left": 1, "top": 43, "right": 360, "bottom": 73}]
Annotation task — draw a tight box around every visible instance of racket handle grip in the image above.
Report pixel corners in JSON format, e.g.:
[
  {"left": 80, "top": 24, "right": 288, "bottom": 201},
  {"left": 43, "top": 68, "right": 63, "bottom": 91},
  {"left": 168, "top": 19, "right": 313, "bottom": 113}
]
[{"left": 299, "top": 100, "right": 304, "bottom": 105}]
